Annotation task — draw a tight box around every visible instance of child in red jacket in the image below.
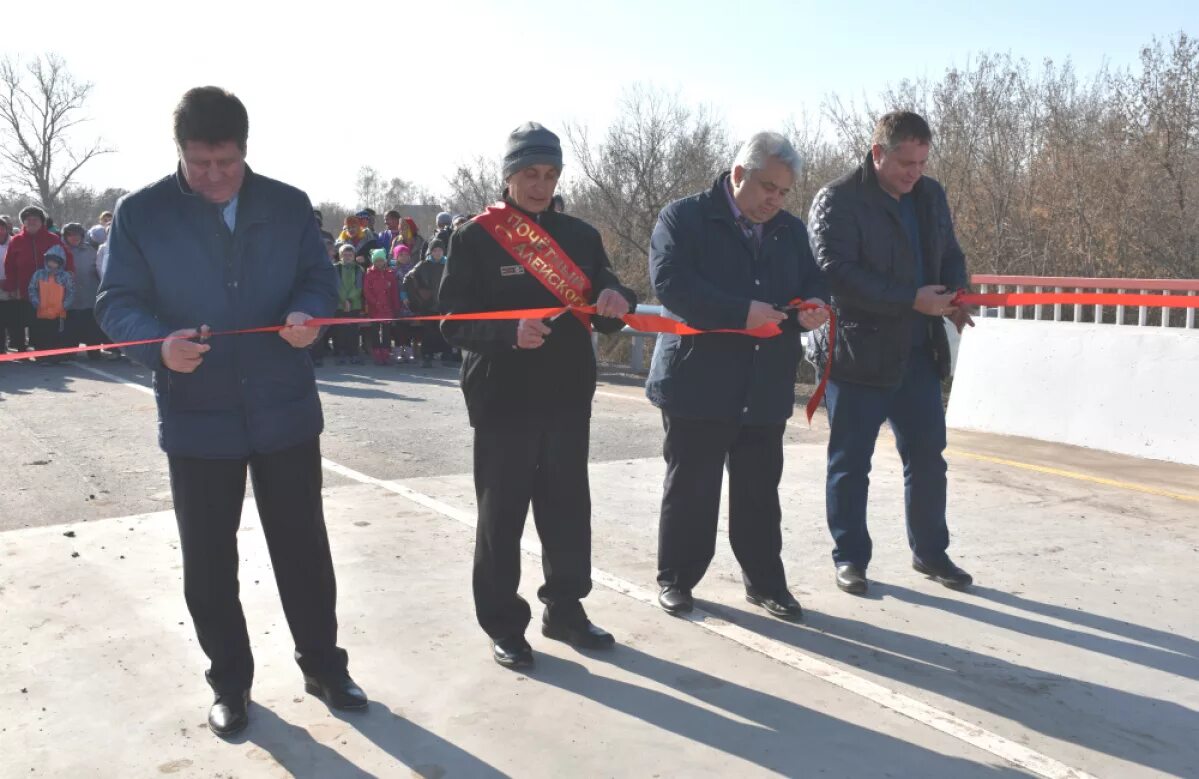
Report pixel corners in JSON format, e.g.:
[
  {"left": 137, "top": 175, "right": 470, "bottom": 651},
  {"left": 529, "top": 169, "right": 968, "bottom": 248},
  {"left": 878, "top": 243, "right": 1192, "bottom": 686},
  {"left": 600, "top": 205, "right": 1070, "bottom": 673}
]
[{"left": 362, "top": 248, "right": 398, "bottom": 365}]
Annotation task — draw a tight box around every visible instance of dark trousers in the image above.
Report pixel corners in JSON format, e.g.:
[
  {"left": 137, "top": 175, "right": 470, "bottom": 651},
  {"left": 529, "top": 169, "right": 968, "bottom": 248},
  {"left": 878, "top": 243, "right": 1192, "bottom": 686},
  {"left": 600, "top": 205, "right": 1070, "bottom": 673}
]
[
  {"left": 167, "top": 437, "right": 347, "bottom": 694},
  {"left": 825, "top": 345, "right": 950, "bottom": 569},
  {"left": 657, "top": 413, "right": 788, "bottom": 595},
  {"left": 29, "top": 315, "right": 66, "bottom": 354},
  {"left": 0, "top": 299, "right": 27, "bottom": 352},
  {"left": 473, "top": 422, "right": 592, "bottom": 640},
  {"left": 364, "top": 322, "right": 391, "bottom": 350},
  {"left": 421, "top": 321, "right": 448, "bottom": 358},
  {"left": 332, "top": 311, "right": 361, "bottom": 356},
  {"left": 66, "top": 308, "right": 108, "bottom": 353}
]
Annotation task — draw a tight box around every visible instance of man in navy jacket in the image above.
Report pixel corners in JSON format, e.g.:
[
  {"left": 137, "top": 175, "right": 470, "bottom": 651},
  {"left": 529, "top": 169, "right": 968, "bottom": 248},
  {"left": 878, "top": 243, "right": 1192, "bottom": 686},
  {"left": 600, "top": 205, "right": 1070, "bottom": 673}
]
[
  {"left": 96, "top": 87, "right": 367, "bottom": 738},
  {"left": 646, "top": 132, "right": 829, "bottom": 620}
]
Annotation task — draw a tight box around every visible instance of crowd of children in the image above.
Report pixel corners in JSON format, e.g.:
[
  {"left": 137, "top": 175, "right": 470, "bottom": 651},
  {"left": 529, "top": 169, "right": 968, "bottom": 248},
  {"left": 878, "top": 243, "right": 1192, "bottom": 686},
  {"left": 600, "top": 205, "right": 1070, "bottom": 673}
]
[{"left": 310, "top": 207, "right": 465, "bottom": 369}]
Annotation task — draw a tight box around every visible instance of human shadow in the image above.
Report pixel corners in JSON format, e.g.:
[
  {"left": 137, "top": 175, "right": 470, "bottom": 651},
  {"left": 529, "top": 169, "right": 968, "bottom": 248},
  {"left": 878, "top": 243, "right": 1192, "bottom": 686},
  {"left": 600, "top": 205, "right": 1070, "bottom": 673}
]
[
  {"left": 967, "top": 584, "right": 1199, "bottom": 660},
  {"left": 330, "top": 700, "right": 508, "bottom": 778},
  {"left": 883, "top": 583, "right": 1199, "bottom": 680},
  {"left": 237, "top": 704, "right": 375, "bottom": 778},
  {"left": 707, "top": 601, "right": 1198, "bottom": 777},
  {"left": 0, "top": 359, "right": 79, "bottom": 397},
  {"left": 316, "top": 381, "right": 426, "bottom": 401},
  {"left": 530, "top": 649, "right": 1024, "bottom": 777}
]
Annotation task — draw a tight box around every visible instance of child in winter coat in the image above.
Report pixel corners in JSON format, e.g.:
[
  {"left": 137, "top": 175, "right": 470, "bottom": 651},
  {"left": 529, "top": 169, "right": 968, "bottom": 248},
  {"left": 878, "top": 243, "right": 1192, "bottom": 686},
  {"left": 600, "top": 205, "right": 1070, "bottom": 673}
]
[
  {"left": 362, "top": 248, "right": 398, "bottom": 365},
  {"left": 391, "top": 244, "right": 419, "bottom": 363},
  {"left": 27, "top": 244, "right": 75, "bottom": 364},
  {"left": 334, "top": 242, "right": 364, "bottom": 364}
]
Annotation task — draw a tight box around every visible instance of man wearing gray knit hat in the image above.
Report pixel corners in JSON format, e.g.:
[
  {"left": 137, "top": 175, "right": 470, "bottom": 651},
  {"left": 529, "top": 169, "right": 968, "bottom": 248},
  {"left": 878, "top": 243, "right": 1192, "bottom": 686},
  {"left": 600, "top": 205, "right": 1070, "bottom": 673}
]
[{"left": 440, "top": 121, "right": 637, "bottom": 669}]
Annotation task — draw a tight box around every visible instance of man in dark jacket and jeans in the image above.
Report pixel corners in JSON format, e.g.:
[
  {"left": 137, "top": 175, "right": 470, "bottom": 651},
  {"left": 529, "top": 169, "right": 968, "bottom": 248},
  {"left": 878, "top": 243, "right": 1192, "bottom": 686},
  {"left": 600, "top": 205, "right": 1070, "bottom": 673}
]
[
  {"left": 96, "top": 86, "right": 367, "bottom": 738},
  {"left": 646, "top": 132, "right": 829, "bottom": 620},
  {"left": 808, "top": 110, "right": 975, "bottom": 596},
  {"left": 440, "top": 122, "right": 636, "bottom": 669}
]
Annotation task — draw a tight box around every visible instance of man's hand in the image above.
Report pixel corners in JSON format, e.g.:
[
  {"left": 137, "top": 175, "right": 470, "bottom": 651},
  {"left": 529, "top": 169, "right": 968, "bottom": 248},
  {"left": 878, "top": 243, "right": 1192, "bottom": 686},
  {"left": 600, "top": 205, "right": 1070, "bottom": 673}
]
[
  {"left": 515, "top": 318, "right": 551, "bottom": 349},
  {"left": 279, "top": 311, "right": 319, "bottom": 348},
  {"left": 162, "top": 326, "right": 211, "bottom": 373},
  {"left": 595, "top": 288, "right": 630, "bottom": 319},
  {"left": 746, "top": 300, "right": 788, "bottom": 330},
  {"left": 913, "top": 285, "right": 958, "bottom": 316},
  {"left": 947, "top": 306, "right": 975, "bottom": 334},
  {"left": 797, "top": 298, "right": 830, "bottom": 330}
]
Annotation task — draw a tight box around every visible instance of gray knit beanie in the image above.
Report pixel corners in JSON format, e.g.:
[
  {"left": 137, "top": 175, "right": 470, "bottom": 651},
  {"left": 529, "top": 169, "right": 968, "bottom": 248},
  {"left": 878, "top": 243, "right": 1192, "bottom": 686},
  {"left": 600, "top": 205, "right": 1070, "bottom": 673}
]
[{"left": 502, "top": 122, "right": 563, "bottom": 180}]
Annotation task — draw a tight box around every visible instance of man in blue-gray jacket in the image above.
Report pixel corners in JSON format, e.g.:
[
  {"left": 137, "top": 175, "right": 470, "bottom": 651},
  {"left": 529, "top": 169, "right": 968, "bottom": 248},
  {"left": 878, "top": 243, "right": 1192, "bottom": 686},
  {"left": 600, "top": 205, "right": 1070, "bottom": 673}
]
[
  {"left": 96, "top": 87, "right": 367, "bottom": 738},
  {"left": 646, "top": 132, "right": 829, "bottom": 621}
]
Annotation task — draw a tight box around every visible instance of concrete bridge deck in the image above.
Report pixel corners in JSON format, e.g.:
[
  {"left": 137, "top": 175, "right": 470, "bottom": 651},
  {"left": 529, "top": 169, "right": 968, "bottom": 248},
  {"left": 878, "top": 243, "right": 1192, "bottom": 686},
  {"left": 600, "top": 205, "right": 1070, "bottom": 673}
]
[{"left": 1, "top": 360, "right": 1196, "bottom": 778}]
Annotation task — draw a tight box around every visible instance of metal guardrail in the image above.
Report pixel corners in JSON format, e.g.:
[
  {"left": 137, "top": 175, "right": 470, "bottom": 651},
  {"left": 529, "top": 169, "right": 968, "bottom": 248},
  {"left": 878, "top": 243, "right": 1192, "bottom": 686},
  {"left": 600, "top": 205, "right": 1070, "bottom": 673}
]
[{"left": 973, "top": 275, "right": 1199, "bottom": 329}]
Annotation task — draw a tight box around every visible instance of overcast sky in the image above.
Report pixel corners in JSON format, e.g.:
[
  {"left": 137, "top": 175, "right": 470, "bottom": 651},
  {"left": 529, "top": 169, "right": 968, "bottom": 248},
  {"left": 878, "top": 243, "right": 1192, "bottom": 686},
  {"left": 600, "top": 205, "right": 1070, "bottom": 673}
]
[{"left": 3, "top": 0, "right": 1193, "bottom": 206}]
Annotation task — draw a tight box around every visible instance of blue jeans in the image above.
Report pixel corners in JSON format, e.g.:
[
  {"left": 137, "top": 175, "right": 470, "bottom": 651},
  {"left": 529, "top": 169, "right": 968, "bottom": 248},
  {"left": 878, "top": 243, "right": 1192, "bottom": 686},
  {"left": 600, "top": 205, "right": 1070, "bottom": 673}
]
[{"left": 824, "top": 346, "right": 950, "bottom": 569}]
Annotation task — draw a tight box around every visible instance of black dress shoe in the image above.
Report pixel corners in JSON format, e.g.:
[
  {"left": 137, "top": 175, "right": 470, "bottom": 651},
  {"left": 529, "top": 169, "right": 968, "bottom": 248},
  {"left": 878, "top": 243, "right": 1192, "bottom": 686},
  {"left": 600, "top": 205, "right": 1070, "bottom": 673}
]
[
  {"left": 541, "top": 618, "right": 616, "bottom": 649},
  {"left": 913, "top": 557, "right": 973, "bottom": 590},
  {"left": 746, "top": 589, "right": 804, "bottom": 621},
  {"left": 303, "top": 673, "right": 369, "bottom": 710},
  {"left": 835, "top": 563, "right": 869, "bottom": 594},
  {"left": 492, "top": 635, "right": 534, "bottom": 669},
  {"left": 208, "top": 689, "right": 250, "bottom": 737},
  {"left": 658, "top": 586, "right": 694, "bottom": 615}
]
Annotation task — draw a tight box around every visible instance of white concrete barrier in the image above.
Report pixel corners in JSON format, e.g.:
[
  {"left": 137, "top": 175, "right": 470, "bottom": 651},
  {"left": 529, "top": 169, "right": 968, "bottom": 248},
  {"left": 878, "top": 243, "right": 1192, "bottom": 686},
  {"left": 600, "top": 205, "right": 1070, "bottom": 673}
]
[{"left": 946, "top": 318, "right": 1199, "bottom": 466}]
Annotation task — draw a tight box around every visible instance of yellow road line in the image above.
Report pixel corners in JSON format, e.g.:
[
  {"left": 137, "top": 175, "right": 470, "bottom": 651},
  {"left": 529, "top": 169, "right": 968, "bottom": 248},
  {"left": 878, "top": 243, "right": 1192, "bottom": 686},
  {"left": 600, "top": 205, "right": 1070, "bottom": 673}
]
[{"left": 946, "top": 448, "right": 1199, "bottom": 503}]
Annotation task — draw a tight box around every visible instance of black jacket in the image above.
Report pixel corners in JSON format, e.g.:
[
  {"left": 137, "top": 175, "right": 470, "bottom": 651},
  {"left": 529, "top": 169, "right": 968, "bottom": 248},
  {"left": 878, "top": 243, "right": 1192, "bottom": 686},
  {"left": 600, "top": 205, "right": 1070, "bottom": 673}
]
[
  {"left": 438, "top": 197, "right": 636, "bottom": 428},
  {"left": 403, "top": 257, "right": 444, "bottom": 315},
  {"left": 645, "top": 174, "right": 829, "bottom": 424},
  {"left": 808, "top": 152, "right": 967, "bottom": 387}
]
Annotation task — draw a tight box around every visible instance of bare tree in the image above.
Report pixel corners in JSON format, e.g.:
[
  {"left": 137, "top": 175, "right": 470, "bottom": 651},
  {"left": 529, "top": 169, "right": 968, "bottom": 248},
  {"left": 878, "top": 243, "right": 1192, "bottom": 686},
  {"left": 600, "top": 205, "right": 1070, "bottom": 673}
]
[
  {"left": 0, "top": 54, "right": 111, "bottom": 212},
  {"left": 444, "top": 155, "right": 504, "bottom": 215},
  {"left": 566, "top": 84, "right": 730, "bottom": 299}
]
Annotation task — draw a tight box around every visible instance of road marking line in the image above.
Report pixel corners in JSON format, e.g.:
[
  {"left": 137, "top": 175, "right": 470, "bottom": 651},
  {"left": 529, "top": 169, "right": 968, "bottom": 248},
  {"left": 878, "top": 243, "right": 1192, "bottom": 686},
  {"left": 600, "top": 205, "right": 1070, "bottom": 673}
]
[
  {"left": 946, "top": 448, "right": 1199, "bottom": 503},
  {"left": 321, "top": 457, "right": 1092, "bottom": 779},
  {"left": 76, "top": 363, "right": 155, "bottom": 396},
  {"left": 78, "top": 363, "right": 1095, "bottom": 777}
]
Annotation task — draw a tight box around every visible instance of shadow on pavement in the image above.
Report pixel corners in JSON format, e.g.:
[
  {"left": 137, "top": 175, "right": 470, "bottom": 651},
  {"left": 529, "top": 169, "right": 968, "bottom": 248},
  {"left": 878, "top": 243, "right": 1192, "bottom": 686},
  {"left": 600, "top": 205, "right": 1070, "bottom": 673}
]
[
  {"left": 531, "top": 646, "right": 1023, "bottom": 777},
  {"left": 707, "top": 600, "right": 1196, "bottom": 777},
  {"left": 331, "top": 700, "right": 507, "bottom": 778},
  {"left": 884, "top": 583, "right": 1199, "bottom": 680}
]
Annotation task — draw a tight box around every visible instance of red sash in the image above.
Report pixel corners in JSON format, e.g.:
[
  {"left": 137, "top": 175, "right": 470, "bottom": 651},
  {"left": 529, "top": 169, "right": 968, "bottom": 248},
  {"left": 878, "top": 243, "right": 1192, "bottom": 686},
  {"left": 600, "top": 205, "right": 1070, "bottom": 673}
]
[{"left": 473, "top": 201, "right": 592, "bottom": 323}]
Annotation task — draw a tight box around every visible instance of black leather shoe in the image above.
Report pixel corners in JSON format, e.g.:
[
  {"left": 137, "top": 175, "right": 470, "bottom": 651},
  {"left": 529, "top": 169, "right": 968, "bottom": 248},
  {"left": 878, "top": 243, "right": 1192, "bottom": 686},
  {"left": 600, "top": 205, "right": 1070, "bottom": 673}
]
[
  {"left": 208, "top": 689, "right": 250, "bottom": 737},
  {"left": 541, "top": 618, "right": 616, "bottom": 649},
  {"left": 913, "top": 557, "right": 973, "bottom": 590},
  {"left": 492, "top": 636, "right": 534, "bottom": 669},
  {"left": 835, "top": 563, "right": 869, "bottom": 594},
  {"left": 746, "top": 589, "right": 804, "bottom": 621},
  {"left": 303, "top": 673, "right": 368, "bottom": 710},
  {"left": 658, "top": 586, "right": 694, "bottom": 615}
]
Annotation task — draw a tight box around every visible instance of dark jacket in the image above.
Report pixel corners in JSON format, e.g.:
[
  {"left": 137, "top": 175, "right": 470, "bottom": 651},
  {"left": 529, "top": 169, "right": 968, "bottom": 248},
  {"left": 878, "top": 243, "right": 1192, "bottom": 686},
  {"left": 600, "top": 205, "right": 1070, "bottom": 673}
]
[
  {"left": 645, "top": 174, "right": 829, "bottom": 425},
  {"left": 403, "top": 256, "right": 445, "bottom": 315},
  {"left": 439, "top": 196, "right": 637, "bottom": 428},
  {"left": 808, "top": 152, "right": 967, "bottom": 387},
  {"left": 95, "top": 166, "right": 337, "bottom": 458}
]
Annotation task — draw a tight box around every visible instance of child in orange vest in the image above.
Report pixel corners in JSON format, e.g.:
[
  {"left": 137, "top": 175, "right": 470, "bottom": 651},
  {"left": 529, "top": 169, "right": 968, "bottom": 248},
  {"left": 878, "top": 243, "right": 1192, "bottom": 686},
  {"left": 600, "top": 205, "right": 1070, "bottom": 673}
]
[{"left": 27, "top": 244, "right": 75, "bottom": 364}]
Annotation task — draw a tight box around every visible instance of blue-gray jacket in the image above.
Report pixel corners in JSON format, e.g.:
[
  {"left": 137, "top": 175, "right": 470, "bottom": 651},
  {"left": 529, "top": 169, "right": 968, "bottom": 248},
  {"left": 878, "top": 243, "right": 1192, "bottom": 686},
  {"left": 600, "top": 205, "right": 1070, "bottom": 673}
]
[
  {"left": 646, "top": 174, "right": 829, "bottom": 425},
  {"left": 95, "top": 166, "right": 336, "bottom": 458}
]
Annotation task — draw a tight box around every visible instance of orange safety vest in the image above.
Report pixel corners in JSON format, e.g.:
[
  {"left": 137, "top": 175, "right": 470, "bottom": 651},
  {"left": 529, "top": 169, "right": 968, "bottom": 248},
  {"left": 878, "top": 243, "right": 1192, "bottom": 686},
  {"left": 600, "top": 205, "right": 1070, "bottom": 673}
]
[{"left": 37, "top": 277, "right": 66, "bottom": 319}]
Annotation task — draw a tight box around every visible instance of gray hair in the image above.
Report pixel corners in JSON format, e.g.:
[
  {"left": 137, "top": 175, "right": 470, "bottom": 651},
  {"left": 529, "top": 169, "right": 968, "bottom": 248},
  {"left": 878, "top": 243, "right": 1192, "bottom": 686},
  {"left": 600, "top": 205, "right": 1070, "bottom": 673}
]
[{"left": 733, "top": 132, "right": 802, "bottom": 179}]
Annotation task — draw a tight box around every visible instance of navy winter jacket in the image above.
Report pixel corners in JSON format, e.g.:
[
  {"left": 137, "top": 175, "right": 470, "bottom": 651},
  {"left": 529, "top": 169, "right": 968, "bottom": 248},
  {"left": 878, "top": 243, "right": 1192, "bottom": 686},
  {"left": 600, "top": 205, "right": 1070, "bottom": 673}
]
[
  {"left": 645, "top": 174, "right": 829, "bottom": 424},
  {"left": 96, "top": 166, "right": 337, "bottom": 458}
]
